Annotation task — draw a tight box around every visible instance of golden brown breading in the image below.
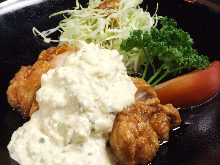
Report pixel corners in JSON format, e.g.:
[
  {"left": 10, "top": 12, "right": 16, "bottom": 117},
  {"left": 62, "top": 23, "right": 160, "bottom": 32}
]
[
  {"left": 7, "top": 61, "right": 54, "bottom": 117},
  {"left": 7, "top": 45, "right": 78, "bottom": 117},
  {"left": 131, "top": 77, "right": 157, "bottom": 101},
  {"left": 109, "top": 79, "right": 181, "bottom": 165},
  {"left": 150, "top": 104, "right": 181, "bottom": 141},
  {"left": 109, "top": 100, "right": 160, "bottom": 165},
  {"left": 29, "top": 96, "right": 39, "bottom": 117},
  {"left": 37, "top": 44, "right": 78, "bottom": 62},
  {"left": 98, "top": 0, "right": 120, "bottom": 9}
]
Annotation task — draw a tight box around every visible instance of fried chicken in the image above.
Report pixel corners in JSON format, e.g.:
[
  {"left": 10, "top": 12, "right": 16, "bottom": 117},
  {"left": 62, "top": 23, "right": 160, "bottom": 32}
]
[
  {"left": 7, "top": 45, "right": 78, "bottom": 117},
  {"left": 109, "top": 78, "right": 181, "bottom": 165},
  {"left": 7, "top": 45, "right": 181, "bottom": 165}
]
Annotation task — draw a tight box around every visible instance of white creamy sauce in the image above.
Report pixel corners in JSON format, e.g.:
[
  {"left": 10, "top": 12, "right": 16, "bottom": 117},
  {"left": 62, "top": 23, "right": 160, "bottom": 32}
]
[{"left": 8, "top": 41, "right": 137, "bottom": 165}]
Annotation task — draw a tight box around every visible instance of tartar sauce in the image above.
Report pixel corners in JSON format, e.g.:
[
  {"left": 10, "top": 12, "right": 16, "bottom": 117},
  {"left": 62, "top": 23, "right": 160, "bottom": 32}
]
[{"left": 8, "top": 41, "right": 137, "bottom": 165}]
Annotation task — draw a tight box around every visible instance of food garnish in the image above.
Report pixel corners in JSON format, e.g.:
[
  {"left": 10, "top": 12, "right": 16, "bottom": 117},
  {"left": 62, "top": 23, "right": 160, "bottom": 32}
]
[
  {"left": 33, "top": 0, "right": 157, "bottom": 74},
  {"left": 154, "top": 61, "right": 220, "bottom": 107},
  {"left": 121, "top": 17, "right": 210, "bottom": 86}
]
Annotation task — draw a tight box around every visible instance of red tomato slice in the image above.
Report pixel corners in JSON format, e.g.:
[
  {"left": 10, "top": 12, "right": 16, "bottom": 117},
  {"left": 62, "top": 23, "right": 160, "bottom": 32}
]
[{"left": 154, "top": 61, "right": 220, "bottom": 108}]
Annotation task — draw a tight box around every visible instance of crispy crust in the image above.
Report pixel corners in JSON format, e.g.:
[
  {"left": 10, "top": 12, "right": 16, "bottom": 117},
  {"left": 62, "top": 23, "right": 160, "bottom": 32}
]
[
  {"left": 109, "top": 79, "right": 181, "bottom": 165},
  {"left": 7, "top": 61, "right": 54, "bottom": 117},
  {"left": 7, "top": 44, "right": 78, "bottom": 117},
  {"left": 37, "top": 44, "right": 78, "bottom": 61}
]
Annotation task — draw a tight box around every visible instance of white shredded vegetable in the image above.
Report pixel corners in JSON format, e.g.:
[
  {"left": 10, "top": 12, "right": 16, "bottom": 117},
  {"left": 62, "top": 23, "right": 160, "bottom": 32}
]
[{"left": 33, "top": 0, "right": 157, "bottom": 73}]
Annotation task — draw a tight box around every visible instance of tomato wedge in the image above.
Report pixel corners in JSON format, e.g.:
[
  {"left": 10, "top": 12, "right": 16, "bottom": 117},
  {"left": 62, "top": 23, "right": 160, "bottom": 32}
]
[{"left": 154, "top": 61, "right": 220, "bottom": 108}]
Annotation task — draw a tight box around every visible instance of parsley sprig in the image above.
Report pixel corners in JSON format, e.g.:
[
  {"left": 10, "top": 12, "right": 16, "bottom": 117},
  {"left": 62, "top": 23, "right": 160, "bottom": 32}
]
[{"left": 121, "top": 17, "right": 210, "bottom": 86}]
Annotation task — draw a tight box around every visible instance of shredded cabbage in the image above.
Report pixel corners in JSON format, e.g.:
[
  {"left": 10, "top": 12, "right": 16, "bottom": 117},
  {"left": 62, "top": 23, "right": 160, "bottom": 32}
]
[{"left": 33, "top": 0, "right": 157, "bottom": 74}]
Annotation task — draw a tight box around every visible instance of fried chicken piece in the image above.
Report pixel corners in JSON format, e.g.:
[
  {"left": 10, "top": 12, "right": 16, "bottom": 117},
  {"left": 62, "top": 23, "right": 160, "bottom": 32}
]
[
  {"left": 7, "top": 61, "right": 54, "bottom": 117},
  {"left": 110, "top": 100, "right": 159, "bottom": 165},
  {"left": 109, "top": 78, "right": 181, "bottom": 165},
  {"left": 7, "top": 45, "right": 78, "bottom": 117}
]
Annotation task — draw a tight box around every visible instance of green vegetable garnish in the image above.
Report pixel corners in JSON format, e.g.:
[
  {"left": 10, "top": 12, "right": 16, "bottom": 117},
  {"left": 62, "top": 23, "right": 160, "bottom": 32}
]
[
  {"left": 121, "top": 17, "right": 210, "bottom": 86},
  {"left": 33, "top": 0, "right": 157, "bottom": 73}
]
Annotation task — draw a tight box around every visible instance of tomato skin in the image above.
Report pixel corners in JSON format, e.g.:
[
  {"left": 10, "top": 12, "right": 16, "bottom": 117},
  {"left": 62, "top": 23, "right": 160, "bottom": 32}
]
[{"left": 154, "top": 61, "right": 220, "bottom": 108}]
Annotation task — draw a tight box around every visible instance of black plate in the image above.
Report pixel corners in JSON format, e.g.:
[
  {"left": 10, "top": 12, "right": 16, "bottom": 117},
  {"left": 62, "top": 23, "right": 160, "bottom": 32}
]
[{"left": 0, "top": 0, "right": 220, "bottom": 165}]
